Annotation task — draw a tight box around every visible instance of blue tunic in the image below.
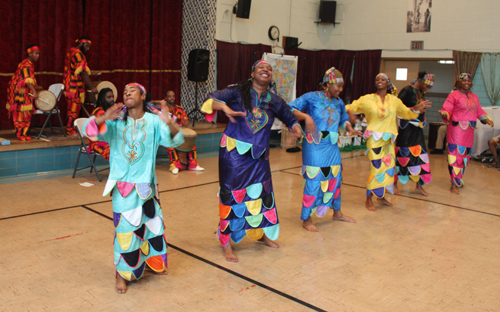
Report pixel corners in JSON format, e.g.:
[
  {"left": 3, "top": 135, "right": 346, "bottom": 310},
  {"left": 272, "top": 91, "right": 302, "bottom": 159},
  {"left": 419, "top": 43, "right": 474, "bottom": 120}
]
[
  {"left": 289, "top": 91, "right": 349, "bottom": 220},
  {"left": 83, "top": 113, "right": 183, "bottom": 281},
  {"left": 204, "top": 87, "right": 298, "bottom": 246}
]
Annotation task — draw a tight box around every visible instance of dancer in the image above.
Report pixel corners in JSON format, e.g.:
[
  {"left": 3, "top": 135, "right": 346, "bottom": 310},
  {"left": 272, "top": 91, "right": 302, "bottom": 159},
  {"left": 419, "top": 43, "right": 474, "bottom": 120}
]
[
  {"left": 289, "top": 67, "right": 361, "bottom": 232},
  {"left": 63, "top": 36, "right": 97, "bottom": 135},
  {"left": 347, "top": 73, "right": 430, "bottom": 211},
  {"left": 88, "top": 88, "right": 114, "bottom": 160},
  {"left": 6, "top": 44, "right": 41, "bottom": 141},
  {"left": 164, "top": 90, "right": 204, "bottom": 174},
  {"left": 201, "top": 60, "right": 301, "bottom": 262},
  {"left": 440, "top": 73, "right": 493, "bottom": 194},
  {"left": 83, "top": 83, "right": 183, "bottom": 293},
  {"left": 394, "top": 72, "right": 434, "bottom": 196}
]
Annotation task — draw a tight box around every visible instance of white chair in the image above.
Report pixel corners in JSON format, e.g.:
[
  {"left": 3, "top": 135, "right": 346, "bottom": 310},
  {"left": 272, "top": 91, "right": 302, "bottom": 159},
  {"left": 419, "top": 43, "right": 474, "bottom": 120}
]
[
  {"left": 72, "top": 118, "right": 108, "bottom": 182},
  {"left": 29, "top": 83, "right": 66, "bottom": 139}
]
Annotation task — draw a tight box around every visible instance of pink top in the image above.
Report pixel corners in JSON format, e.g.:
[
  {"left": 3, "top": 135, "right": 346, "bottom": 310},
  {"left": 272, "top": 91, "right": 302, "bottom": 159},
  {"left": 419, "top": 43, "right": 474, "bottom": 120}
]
[{"left": 441, "top": 90, "right": 489, "bottom": 123}]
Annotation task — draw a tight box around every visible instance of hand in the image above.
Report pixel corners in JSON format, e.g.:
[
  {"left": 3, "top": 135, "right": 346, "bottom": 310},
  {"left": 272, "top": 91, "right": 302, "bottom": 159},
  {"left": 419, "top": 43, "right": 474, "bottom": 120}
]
[
  {"left": 35, "top": 85, "right": 43, "bottom": 91},
  {"left": 438, "top": 110, "right": 448, "bottom": 119},
  {"left": 415, "top": 100, "right": 432, "bottom": 112},
  {"left": 103, "top": 102, "right": 125, "bottom": 120},
  {"left": 291, "top": 124, "right": 303, "bottom": 139},
  {"left": 222, "top": 106, "right": 246, "bottom": 123},
  {"left": 346, "top": 123, "right": 362, "bottom": 136},
  {"left": 91, "top": 88, "right": 98, "bottom": 94},
  {"left": 158, "top": 101, "right": 173, "bottom": 125},
  {"left": 32, "top": 91, "right": 38, "bottom": 100},
  {"left": 486, "top": 119, "right": 494, "bottom": 127},
  {"left": 304, "top": 115, "right": 317, "bottom": 134},
  {"left": 160, "top": 100, "right": 169, "bottom": 112}
]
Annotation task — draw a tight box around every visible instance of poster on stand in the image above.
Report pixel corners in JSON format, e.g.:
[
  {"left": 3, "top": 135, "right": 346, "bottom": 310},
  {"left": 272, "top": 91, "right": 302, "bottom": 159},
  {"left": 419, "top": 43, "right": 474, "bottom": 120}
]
[{"left": 262, "top": 53, "right": 298, "bottom": 130}]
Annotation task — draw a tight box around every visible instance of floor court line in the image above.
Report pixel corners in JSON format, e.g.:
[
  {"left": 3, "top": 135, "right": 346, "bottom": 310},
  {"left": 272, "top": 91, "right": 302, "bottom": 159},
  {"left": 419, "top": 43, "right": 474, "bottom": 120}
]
[{"left": 81, "top": 204, "right": 326, "bottom": 312}]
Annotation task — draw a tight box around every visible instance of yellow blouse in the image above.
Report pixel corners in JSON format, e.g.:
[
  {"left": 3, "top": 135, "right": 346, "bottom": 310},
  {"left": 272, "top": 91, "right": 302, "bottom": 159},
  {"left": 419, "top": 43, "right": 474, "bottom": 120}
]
[{"left": 347, "top": 94, "right": 418, "bottom": 135}]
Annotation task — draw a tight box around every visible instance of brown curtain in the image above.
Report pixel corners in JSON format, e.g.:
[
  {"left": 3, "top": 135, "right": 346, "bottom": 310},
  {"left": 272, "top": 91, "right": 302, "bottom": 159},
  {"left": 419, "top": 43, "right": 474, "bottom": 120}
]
[{"left": 453, "top": 50, "right": 482, "bottom": 79}]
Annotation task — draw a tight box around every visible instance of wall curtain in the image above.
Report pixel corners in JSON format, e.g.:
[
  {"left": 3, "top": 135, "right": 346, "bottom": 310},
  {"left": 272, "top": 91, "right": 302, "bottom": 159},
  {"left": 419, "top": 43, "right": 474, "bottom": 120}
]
[
  {"left": 215, "top": 41, "right": 272, "bottom": 124},
  {"left": 480, "top": 53, "right": 500, "bottom": 106},
  {"left": 0, "top": 0, "right": 182, "bottom": 130},
  {"left": 453, "top": 50, "right": 482, "bottom": 79}
]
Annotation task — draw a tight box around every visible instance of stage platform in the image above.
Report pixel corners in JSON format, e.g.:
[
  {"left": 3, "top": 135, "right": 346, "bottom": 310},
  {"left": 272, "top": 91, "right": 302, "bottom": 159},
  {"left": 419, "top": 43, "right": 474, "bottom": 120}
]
[{"left": 0, "top": 121, "right": 227, "bottom": 178}]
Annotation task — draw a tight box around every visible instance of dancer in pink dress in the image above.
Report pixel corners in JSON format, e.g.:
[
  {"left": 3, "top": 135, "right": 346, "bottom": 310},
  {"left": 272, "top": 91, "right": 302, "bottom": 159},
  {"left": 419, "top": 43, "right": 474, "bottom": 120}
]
[{"left": 440, "top": 73, "right": 494, "bottom": 194}]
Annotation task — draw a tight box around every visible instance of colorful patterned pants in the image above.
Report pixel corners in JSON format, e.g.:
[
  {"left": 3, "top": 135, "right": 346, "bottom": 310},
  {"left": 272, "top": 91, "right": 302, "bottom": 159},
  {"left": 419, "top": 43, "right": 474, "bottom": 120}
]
[
  {"left": 12, "top": 108, "right": 32, "bottom": 139},
  {"left": 66, "top": 96, "right": 82, "bottom": 133},
  {"left": 167, "top": 144, "right": 198, "bottom": 171}
]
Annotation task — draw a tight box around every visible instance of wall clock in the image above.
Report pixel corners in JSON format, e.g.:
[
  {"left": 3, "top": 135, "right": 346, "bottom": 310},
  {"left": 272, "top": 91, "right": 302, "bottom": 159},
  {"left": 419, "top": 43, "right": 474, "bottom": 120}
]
[{"left": 268, "top": 25, "right": 280, "bottom": 41}]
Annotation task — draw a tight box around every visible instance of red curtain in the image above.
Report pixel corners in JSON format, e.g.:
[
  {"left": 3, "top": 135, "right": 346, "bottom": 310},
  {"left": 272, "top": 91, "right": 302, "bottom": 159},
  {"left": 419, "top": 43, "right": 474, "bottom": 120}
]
[
  {"left": 0, "top": 0, "right": 182, "bottom": 130},
  {"left": 83, "top": 0, "right": 182, "bottom": 103},
  {"left": 351, "top": 50, "right": 382, "bottom": 101},
  {"left": 0, "top": 0, "right": 83, "bottom": 130},
  {"left": 215, "top": 41, "right": 272, "bottom": 123}
]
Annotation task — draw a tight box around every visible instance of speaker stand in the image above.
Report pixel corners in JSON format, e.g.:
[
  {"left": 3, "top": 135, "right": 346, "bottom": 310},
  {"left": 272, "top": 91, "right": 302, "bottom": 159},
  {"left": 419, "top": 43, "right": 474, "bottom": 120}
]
[{"left": 187, "top": 82, "right": 205, "bottom": 127}]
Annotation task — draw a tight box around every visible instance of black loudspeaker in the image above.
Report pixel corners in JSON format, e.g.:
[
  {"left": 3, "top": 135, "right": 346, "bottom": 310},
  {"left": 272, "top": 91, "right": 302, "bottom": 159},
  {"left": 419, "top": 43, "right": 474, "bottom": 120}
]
[
  {"left": 187, "top": 49, "right": 210, "bottom": 82},
  {"left": 318, "top": 0, "right": 337, "bottom": 23},
  {"left": 234, "top": 0, "right": 252, "bottom": 19},
  {"left": 283, "top": 36, "right": 299, "bottom": 49}
]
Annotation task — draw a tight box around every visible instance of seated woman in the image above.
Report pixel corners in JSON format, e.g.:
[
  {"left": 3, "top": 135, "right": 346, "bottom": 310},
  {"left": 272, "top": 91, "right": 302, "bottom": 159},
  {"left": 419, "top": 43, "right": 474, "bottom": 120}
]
[{"left": 88, "top": 88, "right": 114, "bottom": 160}]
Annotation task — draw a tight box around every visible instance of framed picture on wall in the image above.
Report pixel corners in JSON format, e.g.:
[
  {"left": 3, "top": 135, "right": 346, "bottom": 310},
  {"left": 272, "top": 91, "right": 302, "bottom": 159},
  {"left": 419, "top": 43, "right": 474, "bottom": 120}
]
[{"left": 407, "top": 0, "right": 432, "bottom": 33}]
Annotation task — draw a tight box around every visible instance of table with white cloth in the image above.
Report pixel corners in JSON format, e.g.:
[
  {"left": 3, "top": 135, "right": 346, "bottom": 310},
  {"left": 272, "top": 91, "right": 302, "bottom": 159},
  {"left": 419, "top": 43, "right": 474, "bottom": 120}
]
[{"left": 472, "top": 106, "right": 500, "bottom": 156}]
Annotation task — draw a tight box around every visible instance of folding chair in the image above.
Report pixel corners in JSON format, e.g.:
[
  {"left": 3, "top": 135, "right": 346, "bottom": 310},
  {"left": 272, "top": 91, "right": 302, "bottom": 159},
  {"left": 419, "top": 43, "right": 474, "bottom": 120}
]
[
  {"left": 72, "top": 118, "right": 108, "bottom": 182},
  {"left": 29, "top": 83, "right": 67, "bottom": 139}
]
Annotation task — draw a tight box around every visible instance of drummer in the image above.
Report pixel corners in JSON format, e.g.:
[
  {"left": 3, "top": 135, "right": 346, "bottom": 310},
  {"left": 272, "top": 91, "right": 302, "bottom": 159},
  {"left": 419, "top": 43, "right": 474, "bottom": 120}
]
[
  {"left": 88, "top": 88, "right": 114, "bottom": 160},
  {"left": 6, "top": 44, "right": 42, "bottom": 141},
  {"left": 164, "top": 90, "right": 204, "bottom": 174},
  {"left": 63, "top": 36, "right": 97, "bottom": 135}
]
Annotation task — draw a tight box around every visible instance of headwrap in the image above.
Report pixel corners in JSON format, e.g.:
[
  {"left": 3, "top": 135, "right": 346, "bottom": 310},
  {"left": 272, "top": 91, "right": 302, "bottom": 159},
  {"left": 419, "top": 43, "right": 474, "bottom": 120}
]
[
  {"left": 27, "top": 46, "right": 39, "bottom": 54},
  {"left": 457, "top": 73, "right": 472, "bottom": 81},
  {"left": 75, "top": 36, "right": 92, "bottom": 44},
  {"left": 125, "top": 83, "right": 146, "bottom": 95},
  {"left": 321, "top": 67, "right": 344, "bottom": 85},
  {"left": 251, "top": 60, "right": 271, "bottom": 72},
  {"left": 376, "top": 73, "right": 397, "bottom": 95},
  {"left": 411, "top": 74, "right": 435, "bottom": 87}
]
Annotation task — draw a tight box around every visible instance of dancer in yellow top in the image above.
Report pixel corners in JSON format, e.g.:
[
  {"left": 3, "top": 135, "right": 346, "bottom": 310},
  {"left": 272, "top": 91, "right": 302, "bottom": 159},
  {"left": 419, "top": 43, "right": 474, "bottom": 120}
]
[{"left": 347, "top": 73, "right": 431, "bottom": 211}]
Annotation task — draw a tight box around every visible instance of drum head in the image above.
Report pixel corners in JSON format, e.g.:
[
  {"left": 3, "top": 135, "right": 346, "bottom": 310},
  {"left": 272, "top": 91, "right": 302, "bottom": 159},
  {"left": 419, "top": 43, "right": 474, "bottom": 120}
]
[
  {"left": 36, "top": 91, "right": 56, "bottom": 112},
  {"left": 96, "top": 81, "right": 118, "bottom": 102},
  {"left": 180, "top": 127, "right": 197, "bottom": 138}
]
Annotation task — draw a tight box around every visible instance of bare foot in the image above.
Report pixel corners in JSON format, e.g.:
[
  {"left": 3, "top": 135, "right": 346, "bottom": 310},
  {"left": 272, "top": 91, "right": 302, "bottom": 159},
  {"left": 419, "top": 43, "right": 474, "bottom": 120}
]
[
  {"left": 302, "top": 217, "right": 319, "bottom": 232},
  {"left": 450, "top": 184, "right": 460, "bottom": 195},
  {"left": 393, "top": 183, "right": 402, "bottom": 195},
  {"left": 258, "top": 234, "right": 280, "bottom": 248},
  {"left": 415, "top": 184, "right": 430, "bottom": 197},
  {"left": 365, "top": 197, "right": 377, "bottom": 212},
  {"left": 115, "top": 273, "right": 127, "bottom": 294},
  {"left": 377, "top": 197, "right": 393, "bottom": 207},
  {"left": 222, "top": 244, "right": 238, "bottom": 262},
  {"left": 333, "top": 211, "right": 356, "bottom": 223}
]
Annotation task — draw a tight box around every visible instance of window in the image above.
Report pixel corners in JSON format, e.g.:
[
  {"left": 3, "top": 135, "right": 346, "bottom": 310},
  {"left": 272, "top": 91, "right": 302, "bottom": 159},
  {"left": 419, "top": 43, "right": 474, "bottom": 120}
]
[{"left": 396, "top": 68, "right": 408, "bottom": 81}]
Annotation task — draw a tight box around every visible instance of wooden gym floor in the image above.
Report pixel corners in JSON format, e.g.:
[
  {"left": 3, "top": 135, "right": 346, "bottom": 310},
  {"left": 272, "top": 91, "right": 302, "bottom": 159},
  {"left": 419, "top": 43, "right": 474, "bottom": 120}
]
[{"left": 1, "top": 148, "right": 500, "bottom": 311}]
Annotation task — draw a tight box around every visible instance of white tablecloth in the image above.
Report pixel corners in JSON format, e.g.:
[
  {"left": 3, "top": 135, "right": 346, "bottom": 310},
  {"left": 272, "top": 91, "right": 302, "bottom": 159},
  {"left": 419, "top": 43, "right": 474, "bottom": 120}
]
[{"left": 472, "top": 106, "right": 500, "bottom": 156}]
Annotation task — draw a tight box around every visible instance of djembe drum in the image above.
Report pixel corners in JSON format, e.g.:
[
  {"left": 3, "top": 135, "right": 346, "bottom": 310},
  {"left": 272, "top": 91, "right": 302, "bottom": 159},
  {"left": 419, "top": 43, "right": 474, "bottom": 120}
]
[
  {"left": 176, "top": 127, "right": 198, "bottom": 168},
  {"left": 85, "top": 81, "right": 118, "bottom": 104},
  {"left": 35, "top": 91, "right": 56, "bottom": 112}
]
